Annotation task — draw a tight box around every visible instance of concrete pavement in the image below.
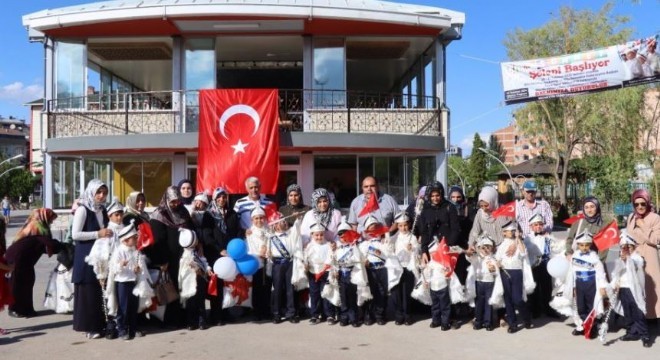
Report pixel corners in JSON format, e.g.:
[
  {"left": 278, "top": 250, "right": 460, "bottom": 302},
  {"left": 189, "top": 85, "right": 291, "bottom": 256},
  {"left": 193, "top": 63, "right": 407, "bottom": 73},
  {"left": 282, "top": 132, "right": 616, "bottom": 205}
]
[{"left": 1, "top": 215, "right": 656, "bottom": 359}]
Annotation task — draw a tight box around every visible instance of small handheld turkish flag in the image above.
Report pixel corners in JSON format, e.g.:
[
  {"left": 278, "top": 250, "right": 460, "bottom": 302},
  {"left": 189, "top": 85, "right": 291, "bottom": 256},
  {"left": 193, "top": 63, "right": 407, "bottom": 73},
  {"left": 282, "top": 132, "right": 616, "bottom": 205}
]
[
  {"left": 137, "top": 222, "right": 155, "bottom": 251},
  {"left": 563, "top": 213, "right": 585, "bottom": 225},
  {"left": 430, "top": 237, "right": 458, "bottom": 277},
  {"left": 358, "top": 193, "right": 379, "bottom": 217},
  {"left": 207, "top": 275, "right": 218, "bottom": 296},
  {"left": 582, "top": 308, "right": 597, "bottom": 339},
  {"left": 593, "top": 220, "right": 619, "bottom": 251},
  {"left": 492, "top": 201, "right": 516, "bottom": 218}
]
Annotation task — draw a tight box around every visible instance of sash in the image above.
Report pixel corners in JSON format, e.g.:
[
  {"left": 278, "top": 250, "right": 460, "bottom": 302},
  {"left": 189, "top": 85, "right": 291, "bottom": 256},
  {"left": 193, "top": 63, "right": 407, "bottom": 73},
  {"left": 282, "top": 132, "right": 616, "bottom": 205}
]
[
  {"left": 337, "top": 246, "right": 354, "bottom": 265},
  {"left": 367, "top": 245, "right": 386, "bottom": 262},
  {"left": 572, "top": 257, "right": 595, "bottom": 269},
  {"left": 270, "top": 234, "right": 291, "bottom": 259}
]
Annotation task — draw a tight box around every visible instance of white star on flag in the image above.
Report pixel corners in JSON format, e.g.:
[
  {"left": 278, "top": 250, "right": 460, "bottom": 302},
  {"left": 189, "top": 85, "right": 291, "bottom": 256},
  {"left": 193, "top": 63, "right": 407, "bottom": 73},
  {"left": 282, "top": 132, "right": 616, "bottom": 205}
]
[{"left": 231, "top": 139, "right": 248, "bottom": 154}]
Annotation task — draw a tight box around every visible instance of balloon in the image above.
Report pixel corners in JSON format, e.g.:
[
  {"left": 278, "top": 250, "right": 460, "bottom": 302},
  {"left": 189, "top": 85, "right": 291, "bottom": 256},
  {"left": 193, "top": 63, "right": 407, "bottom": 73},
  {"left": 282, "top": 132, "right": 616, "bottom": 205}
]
[
  {"left": 547, "top": 256, "right": 569, "bottom": 279},
  {"left": 227, "top": 238, "right": 248, "bottom": 260},
  {"left": 213, "top": 257, "right": 239, "bottom": 281},
  {"left": 236, "top": 255, "right": 260, "bottom": 276}
]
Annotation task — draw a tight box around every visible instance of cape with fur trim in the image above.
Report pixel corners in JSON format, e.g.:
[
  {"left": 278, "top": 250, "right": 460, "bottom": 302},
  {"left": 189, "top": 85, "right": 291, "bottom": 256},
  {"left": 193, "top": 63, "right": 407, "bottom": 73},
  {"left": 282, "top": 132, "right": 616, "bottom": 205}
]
[
  {"left": 107, "top": 247, "right": 153, "bottom": 316},
  {"left": 610, "top": 253, "right": 646, "bottom": 316}
]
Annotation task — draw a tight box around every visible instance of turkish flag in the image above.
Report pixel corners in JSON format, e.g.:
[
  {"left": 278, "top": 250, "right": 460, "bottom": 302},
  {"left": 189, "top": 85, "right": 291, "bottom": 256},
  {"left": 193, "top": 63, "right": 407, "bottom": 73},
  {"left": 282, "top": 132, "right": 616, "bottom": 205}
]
[
  {"left": 198, "top": 89, "right": 280, "bottom": 194},
  {"left": 430, "top": 237, "right": 458, "bottom": 277},
  {"left": 358, "top": 193, "right": 380, "bottom": 217},
  {"left": 492, "top": 201, "right": 516, "bottom": 218},
  {"left": 563, "top": 213, "right": 585, "bottom": 225},
  {"left": 582, "top": 308, "right": 597, "bottom": 339},
  {"left": 207, "top": 275, "right": 218, "bottom": 296},
  {"left": 593, "top": 220, "right": 619, "bottom": 251},
  {"left": 137, "top": 222, "right": 155, "bottom": 251}
]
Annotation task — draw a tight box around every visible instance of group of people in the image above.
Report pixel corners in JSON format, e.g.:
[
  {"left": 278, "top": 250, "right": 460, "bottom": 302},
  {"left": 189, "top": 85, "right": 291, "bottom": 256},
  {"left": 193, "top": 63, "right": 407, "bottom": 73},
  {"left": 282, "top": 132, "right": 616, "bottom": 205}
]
[{"left": 0, "top": 176, "right": 659, "bottom": 348}]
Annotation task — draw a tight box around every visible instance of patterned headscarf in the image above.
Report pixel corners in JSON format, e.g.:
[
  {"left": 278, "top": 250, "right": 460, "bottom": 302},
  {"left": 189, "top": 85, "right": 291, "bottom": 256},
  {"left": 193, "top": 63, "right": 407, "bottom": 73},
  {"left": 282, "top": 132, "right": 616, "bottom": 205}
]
[
  {"left": 582, "top": 196, "right": 602, "bottom": 225},
  {"left": 632, "top": 189, "right": 654, "bottom": 219},
  {"left": 125, "top": 191, "right": 149, "bottom": 221},
  {"left": 82, "top": 179, "right": 107, "bottom": 211},
  {"left": 286, "top": 184, "right": 304, "bottom": 206},
  {"left": 209, "top": 187, "right": 228, "bottom": 233},
  {"left": 310, "top": 188, "right": 333, "bottom": 227},
  {"left": 14, "top": 208, "right": 58, "bottom": 256},
  {"left": 150, "top": 186, "right": 191, "bottom": 228}
]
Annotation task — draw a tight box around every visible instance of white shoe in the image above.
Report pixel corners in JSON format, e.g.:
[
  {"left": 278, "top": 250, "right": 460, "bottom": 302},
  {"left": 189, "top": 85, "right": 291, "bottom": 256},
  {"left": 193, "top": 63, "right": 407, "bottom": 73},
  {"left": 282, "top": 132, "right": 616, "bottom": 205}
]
[{"left": 86, "top": 332, "right": 102, "bottom": 339}]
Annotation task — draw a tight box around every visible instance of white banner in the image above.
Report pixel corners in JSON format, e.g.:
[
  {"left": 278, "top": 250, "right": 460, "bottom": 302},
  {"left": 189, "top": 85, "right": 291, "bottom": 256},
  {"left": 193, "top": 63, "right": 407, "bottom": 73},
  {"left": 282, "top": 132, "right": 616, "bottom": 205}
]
[{"left": 501, "top": 34, "right": 659, "bottom": 105}]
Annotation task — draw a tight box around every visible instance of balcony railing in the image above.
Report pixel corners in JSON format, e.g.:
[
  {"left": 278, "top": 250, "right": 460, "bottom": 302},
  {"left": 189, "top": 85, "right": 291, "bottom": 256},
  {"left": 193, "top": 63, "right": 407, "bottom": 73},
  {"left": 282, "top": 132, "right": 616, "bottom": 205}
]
[{"left": 47, "top": 89, "right": 442, "bottom": 138}]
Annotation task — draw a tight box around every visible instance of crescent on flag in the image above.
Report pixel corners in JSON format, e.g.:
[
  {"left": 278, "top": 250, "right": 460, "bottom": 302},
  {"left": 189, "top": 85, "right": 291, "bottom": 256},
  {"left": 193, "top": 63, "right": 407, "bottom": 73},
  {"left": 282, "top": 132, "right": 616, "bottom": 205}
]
[
  {"left": 218, "top": 104, "right": 261, "bottom": 139},
  {"left": 605, "top": 228, "right": 617, "bottom": 239}
]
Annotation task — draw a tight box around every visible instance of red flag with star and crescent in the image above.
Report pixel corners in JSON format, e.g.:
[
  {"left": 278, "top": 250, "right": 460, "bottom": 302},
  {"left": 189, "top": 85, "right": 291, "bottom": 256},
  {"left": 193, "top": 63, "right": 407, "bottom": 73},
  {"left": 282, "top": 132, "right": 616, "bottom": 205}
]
[
  {"left": 198, "top": 89, "right": 280, "bottom": 194},
  {"left": 593, "top": 220, "right": 619, "bottom": 251},
  {"left": 492, "top": 201, "right": 516, "bottom": 218}
]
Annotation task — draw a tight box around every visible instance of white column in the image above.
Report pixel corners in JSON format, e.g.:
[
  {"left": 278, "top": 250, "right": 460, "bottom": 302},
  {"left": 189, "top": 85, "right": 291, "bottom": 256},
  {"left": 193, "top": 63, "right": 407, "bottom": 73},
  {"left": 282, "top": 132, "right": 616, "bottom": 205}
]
[
  {"left": 300, "top": 152, "right": 314, "bottom": 204},
  {"left": 434, "top": 38, "right": 448, "bottom": 189},
  {"left": 172, "top": 36, "right": 183, "bottom": 132},
  {"left": 44, "top": 153, "right": 53, "bottom": 208}
]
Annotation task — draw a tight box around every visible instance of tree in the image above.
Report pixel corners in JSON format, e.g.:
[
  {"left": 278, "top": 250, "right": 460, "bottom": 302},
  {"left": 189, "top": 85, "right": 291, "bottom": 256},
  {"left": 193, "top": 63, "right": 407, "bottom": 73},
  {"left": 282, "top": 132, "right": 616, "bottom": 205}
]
[
  {"left": 487, "top": 135, "right": 505, "bottom": 180},
  {"left": 466, "top": 133, "right": 487, "bottom": 197},
  {"left": 447, "top": 155, "right": 469, "bottom": 193},
  {"left": 504, "top": 3, "right": 646, "bottom": 207},
  {"left": 0, "top": 156, "right": 36, "bottom": 202}
]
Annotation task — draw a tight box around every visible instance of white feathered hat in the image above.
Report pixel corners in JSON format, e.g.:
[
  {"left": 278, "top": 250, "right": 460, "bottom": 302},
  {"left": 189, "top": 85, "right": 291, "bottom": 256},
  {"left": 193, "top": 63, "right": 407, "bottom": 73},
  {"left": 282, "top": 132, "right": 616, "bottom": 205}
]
[
  {"left": 574, "top": 231, "right": 593, "bottom": 244},
  {"left": 118, "top": 220, "right": 137, "bottom": 242},
  {"left": 619, "top": 229, "right": 637, "bottom": 246},
  {"left": 251, "top": 207, "right": 266, "bottom": 218},
  {"left": 310, "top": 222, "right": 327, "bottom": 234},
  {"left": 394, "top": 212, "right": 410, "bottom": 224},
  {"left": 178, "top": 228, "right": 198, "bottom": 248},
  {"left": 363, "top": 215, "right": 380, "bottom": 230},
  {"left": 477, "top": 236, "right": 495, "bottom": 247}
]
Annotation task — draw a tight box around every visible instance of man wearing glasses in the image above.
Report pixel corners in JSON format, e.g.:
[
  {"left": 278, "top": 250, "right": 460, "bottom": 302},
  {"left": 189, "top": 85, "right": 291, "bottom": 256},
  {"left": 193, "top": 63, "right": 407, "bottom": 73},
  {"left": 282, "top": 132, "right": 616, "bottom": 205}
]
[
  {"left": 348, "top": 176, "right": 399, "bottom": 233},
  {"left": 516, "top": 181, "right": 553, "bottom": 237}
]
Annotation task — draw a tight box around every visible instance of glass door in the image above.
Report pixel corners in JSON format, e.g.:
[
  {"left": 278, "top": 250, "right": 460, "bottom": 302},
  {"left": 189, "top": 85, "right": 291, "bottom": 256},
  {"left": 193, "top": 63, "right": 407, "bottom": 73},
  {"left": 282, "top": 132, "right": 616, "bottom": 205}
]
[{"left": 274, "top": 165, "right": 300, "bottom": 206}]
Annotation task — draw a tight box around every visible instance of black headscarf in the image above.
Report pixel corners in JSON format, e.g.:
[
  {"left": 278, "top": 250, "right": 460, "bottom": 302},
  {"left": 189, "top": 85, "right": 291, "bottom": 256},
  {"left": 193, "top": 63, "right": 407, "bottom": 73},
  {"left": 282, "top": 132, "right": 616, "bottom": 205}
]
[
  {"left": 425, "top": 181, "right": 446, "bottom": 207},
  {"left": 177, "top": 179, "right": 194, "bottom": 205},
  {"left": 448, "top": 186, "right": 466, "bottom": 215}
]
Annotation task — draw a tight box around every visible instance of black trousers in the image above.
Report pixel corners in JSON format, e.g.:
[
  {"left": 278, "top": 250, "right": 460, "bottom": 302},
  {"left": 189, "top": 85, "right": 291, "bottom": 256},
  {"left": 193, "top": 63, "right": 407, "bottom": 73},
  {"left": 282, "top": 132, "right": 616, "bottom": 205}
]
[
  {"left": 365, "top": 267, "right": 388, "bottom": 321},
  {"left": 252, "top": 268, "right": 272, "bottom": 319},
  {"left": 391, "top": 269, "right": 415, "bottom": 322},
  {"left": 501, "top": 269, "right": 530, "bottom": 326},
  {"left": 338, "top": 271, "right": 358, "bottom": 323},
  {"left": 430, "top": 287, "right": 451, "bottom": 326},
  {"left": 271, "top": 260, "right": 295, "bottom": 319},
  {"left": 529, "top": 261, "right": 554, "bottom": 316},
  {"left": 575, "top": 278, "right": 596, "bottom": 321},
  {"left": 308, "top": 272, "right": 333, "bottom": 318},
  {"left": 619, "top": 288, "right": 648, "bottom": 337},
  {"left": 185, "top": 276, "right": 208, "bottom": 327},
  {"left": 475, "top": 281, "right": 495, "bottom": 326},
  {"left": 116, "top": 281, "right": 138, "bottom": 336}
]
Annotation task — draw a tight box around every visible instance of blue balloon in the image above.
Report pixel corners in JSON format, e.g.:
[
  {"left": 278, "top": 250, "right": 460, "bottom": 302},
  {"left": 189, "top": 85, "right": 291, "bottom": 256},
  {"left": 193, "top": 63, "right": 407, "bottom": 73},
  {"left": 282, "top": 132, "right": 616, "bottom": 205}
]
[
  {"left": 227, "top": 238, "right": 248, "bottom": 260},
  {"left": 236, "top": 255, "right": 260, "bottom": 276}
]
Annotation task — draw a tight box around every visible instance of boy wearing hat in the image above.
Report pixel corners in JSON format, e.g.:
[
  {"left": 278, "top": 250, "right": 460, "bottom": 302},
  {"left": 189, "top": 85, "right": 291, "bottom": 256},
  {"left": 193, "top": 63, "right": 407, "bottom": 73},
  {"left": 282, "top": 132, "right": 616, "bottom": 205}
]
[
  {"left": 246, "top": 207, "right": 273, "bottom": 322},
  {"left": 557, "top": 231, "right": 607, "bottom": 337},
  {"left": 335, "top": 220, "right": 366, "bottom": 327},
  {"left": 86, "top": 200, "right": 125, "bottom": 339},
  {"left": 304, "top": 222, "right": 335, "bottom": 324},
  {"left": 109, "top": 222, "right": 151, "bottom": 340},
  {"left": 268, "top": 212, "right": 304, "bottom": 324},
  {"left": 178, "top": 228, "right": 211, "bottom": 330},
  {"left": 390, "top": 212, "right": 418, "bottom": 325},
  {"left": 466, "top": 236, "right": 498, "bottom": 331},
  {"left": 359, "top": 215, "right": 390, "bottom": 325},
  {"left": 610, "top": 232, "right": 651, "bottom": 347},
  {"left": 524, "top": 213, "right": 561, "bottom": 319},
  {"left": 494, "top": 220, "right": 534, "bottom": 333}
]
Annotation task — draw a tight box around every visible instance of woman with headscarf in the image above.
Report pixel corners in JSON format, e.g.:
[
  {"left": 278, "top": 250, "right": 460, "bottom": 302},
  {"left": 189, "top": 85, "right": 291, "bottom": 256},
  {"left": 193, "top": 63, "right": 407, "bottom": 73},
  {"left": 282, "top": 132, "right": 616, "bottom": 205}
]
[
  {"left": 419, "top": 182, "right": 460, "bottom": 263},
  {"left": 123, "top": 191, "right": 149, "bottom": 227},
  {"left": 5, "top": 208, "right": 61, "bottom": 318},
  {"left": 301, "top": 188, "right": 342, "bottom": 248},
  {"left": 468, "top": 186, "right": 512, "bottom": 247},
  {"left": 71, "top": 179, "right": 110, "bottom": 339},
  {"left": 626, "top": 189, "right": 660, "bottom": 320},
  {"left": 149, "top": 186, "right": 193, "bottom": 327},
  {"left": 448, "top": 186, "right": 475, "bottom": 285},
  {"left": 279, "top": 184, "right": 310, "bottom": 228},
  {"left": 0, "top": 219, "right": 14, "bottom": 334},
  {"left": 177, "top": 179, "right": 195, "bottom": 213},
  {"left": 565, "top": 196, "right": 605, "bottom": 257}
]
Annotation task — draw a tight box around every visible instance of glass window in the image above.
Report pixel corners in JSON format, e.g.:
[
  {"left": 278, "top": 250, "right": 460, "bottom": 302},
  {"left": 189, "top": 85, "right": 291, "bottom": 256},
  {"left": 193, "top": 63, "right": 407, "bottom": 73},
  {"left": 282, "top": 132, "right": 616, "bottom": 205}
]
[
  {"left": 280, "top": 156, "right": 300, "bottom": 165},
  {"left": 85, "top": 159, "right": 112, "bottom": 192},
  {"left": 405, "top": 156, "right": 436, "bottom": 204},
  {"left": 52, "top": 158, "right": 81, "bottom": 209},
  {"left": 113, "top": 159, "right": 172, "bottom": 207},
  {"left": 374, "top": 156, "right": 405, "bottom": 204},
  {"left": 56, "top": 42, "right": 85, "bottom": 109},
  {"left": 314, "top": 155, "right": 357, "bottom": 208},
  {"left": 185, "top": 39, "right": 215, "bottom": 132},
  {"left": 312, "top": 38, "right": 345, "bottom": 108}
]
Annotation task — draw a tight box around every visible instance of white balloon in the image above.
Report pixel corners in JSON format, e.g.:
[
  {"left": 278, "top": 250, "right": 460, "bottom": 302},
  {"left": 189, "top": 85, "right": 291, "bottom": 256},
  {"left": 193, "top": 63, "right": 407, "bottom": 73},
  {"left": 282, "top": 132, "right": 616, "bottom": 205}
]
[
  {"left": 547, "top": 256, "right": 569, "bottom": 279},
  {"left": 213, "top": 257, "right": 239, "bottom": 281}
]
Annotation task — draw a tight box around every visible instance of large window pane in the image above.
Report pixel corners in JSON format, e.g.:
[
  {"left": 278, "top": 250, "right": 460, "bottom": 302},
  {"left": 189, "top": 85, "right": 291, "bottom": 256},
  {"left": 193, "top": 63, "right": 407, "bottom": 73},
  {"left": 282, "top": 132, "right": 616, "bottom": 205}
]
[
  {"left": 52, "top": 158, "right": 81, "bottom": 209},
  {"left": 312, "top": 38, "right": 345, "bottom": 107},
  {"left": 56, "top": 42, "right": 85, "bottom": 109},
  {"left": 185, "top": 38, "right": 215, "bottom": 132},
  {"left": 85, "top": 159, "right": 112, "bottom": 193},
  {"left": 314, "top": 155, "right": 357, "bottom": 208},
  {"left": 406, "top": 156, "right": 436, "bottom": 202},
  {"left": 113, "top": 159, "right": 171, "bottom": 207}
]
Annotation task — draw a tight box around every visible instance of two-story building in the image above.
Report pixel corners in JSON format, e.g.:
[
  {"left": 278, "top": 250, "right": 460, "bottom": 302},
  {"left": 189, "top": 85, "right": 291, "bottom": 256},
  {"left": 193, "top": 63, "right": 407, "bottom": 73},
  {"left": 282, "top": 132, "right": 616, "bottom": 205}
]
[{"left": 23, "top": 0, "right": 465, "bottom": 209}]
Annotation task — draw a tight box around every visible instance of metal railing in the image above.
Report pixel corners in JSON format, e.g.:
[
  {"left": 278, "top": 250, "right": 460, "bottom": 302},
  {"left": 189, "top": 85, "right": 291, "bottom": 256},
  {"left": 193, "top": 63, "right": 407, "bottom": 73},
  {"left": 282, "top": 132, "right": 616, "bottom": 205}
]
[{"left": 47, "top": 89, "right": 442, "bottom": 138}]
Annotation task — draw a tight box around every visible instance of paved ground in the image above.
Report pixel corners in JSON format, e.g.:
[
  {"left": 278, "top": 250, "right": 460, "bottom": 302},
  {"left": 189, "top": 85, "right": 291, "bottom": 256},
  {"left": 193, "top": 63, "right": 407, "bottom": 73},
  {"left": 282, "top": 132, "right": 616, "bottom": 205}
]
[{"left": 1, "top": 211, "right": 656, "bottom": 359}]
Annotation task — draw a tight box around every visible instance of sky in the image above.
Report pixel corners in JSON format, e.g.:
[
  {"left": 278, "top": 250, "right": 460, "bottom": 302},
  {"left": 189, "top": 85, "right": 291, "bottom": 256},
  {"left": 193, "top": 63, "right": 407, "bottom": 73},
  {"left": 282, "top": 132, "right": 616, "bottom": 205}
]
[{"left": 0, "top": 0, "right": 658, "bottom": 155}]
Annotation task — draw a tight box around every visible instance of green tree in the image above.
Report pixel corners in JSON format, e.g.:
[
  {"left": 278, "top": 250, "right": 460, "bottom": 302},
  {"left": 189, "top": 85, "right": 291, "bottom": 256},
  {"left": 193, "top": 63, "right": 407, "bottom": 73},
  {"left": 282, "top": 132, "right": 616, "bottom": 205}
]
[
  {"left": 504, "top": 3, "right": 646, "bottom": 207},
  {"left": 486, "top": 135, "right": 505, "bottom": 180},
  {"left": 447, "top": 155, "right": 469, "bottom": 193},
  {"left": 0, "top": 156, "right": 36, "bottom": 202},
  {"left": 466, "top": 133, "right": 487, "bottom": 197}
]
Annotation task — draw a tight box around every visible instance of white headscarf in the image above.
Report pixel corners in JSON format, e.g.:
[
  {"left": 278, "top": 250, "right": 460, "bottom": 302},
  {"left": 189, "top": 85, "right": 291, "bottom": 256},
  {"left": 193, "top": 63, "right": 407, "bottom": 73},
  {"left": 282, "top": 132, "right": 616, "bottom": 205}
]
[
  {"left": 478, "top": 186, "right": 499, "bottom": 210},
  {"left": 82, "top": 179, "right": 107, "bottom": 211}
]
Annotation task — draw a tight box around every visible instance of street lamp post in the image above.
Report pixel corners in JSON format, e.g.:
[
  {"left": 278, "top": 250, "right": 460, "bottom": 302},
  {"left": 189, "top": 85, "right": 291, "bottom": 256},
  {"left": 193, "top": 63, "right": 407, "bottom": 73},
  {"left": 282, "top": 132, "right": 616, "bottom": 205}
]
[
  {"left": 478, "top": 147, "right": 522, "bottom": 198},
  {"left": 0, "top": 165, "right": 23, "bottom": 179},
  {"left": 0, "top": 154, "right": 24, "bottom": 168},
  {"left": 447, "top": 163, "right": 466, "bottom": 192}
]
